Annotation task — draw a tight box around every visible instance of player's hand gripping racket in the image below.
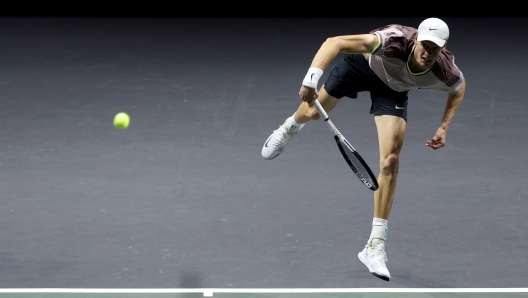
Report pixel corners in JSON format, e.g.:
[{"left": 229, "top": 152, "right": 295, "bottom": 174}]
[{"left": 312, "top": 99, "right": 379, "bottom": 191}]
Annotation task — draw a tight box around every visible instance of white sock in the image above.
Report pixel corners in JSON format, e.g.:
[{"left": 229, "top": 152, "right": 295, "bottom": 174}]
[
  {"left": 368, "top": 218, "right": 388, "bottom": 247},
  {"left": 281, "top": 115, "right": 302, "bottom": 134}
]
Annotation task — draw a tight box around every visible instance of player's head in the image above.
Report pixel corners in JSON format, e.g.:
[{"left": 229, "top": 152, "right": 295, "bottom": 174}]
[
  {"left": 417, "top": 17, "right": 449, "bottom": 47},
  {"left": 413, "top": 17, "right": 449, "bottom": 69}
]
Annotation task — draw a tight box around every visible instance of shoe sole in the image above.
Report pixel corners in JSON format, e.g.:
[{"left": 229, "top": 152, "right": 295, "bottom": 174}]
[
  {"left": 372, "top": 272, "right": 389, "bottom": 281},
  {"left": 262, "top": 147, "right": 283, "bottom": 160},
  {"left": 358, "top": 252, "right": 390, "bottom": 281},
  {"left": 263, "top": 153, "right": 280, "bottom": 160}
]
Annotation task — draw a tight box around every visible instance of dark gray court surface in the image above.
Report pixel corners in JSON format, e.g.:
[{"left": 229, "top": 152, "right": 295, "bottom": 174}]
[{"left": 0, "top": 16, "right": 527, "bottom": 294}]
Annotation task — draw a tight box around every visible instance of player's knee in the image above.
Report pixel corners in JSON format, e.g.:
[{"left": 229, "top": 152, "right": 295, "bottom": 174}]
[{"left": 379, "top": 154, "right": 399, "bottom": 176}]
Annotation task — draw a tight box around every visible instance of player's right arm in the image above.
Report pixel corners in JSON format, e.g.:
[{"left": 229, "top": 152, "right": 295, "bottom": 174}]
[
  {"left": 299, "top": 34, "right": 380, "bottom": 103},
  {"left": 310, "top": 34, "right": 379, "bottom": 70}
]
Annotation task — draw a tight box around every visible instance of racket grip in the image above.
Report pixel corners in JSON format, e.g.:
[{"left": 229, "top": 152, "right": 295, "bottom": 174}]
[
  {"left": 313, "top": 99, "right": 340, "bottom": 136},
  {"left": 313, "top": 99, "right": 328, "bottom": 120}
]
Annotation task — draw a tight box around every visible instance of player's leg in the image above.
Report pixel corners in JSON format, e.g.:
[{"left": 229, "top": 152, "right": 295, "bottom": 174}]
[
  {"left": 358, "top": 115, "right": 406, "bottom": 281},
  {"left": 373, "top": 114, "right": 406, "bottom": 220},
  {"left": 261, "top": 86, "right": 340, "bottom": 160},
  {"left": 357, "top": 85, "right": 408, "bottom": 281},
  {"left": 294, "top": 86, "right": 341, "bottom": 122}
]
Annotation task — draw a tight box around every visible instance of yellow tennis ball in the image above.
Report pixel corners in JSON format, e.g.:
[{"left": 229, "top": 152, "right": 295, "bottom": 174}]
[{"left": 113, "top": 112, "right": 130, "bottom": 130}]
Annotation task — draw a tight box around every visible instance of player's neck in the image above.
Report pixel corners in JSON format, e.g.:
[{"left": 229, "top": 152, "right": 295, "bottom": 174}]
[{"left": 407, "top": 55, "right": 430, "bottom": 74}]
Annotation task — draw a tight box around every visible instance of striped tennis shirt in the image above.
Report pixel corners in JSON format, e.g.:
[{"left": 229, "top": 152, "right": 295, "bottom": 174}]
[{"left": 368, "top": 24, "right": 464, "bottom": 94}]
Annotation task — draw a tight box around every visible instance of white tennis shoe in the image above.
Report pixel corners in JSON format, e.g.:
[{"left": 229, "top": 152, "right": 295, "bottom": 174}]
[
  {"left": 358, "top": 243, "right": 391, "bottom": 281},
  {"left": 261, "top": 124, "right": 304, "bottom": 160}
]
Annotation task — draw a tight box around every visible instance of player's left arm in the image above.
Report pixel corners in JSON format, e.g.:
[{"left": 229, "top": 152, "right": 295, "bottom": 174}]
[{"left": 426, "top": 78, "right": 466, "bottom": 150}]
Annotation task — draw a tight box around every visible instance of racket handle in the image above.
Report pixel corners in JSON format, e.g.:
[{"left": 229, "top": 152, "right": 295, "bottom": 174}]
[
  {"left": 313, "top": 99, "right": 329, "bottom": 120},
  {"left": 313, "top": 99, "right": 341, "bottom": 136}
]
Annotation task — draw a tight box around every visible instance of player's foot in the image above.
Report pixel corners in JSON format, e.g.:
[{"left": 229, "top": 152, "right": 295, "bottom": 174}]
[
  {"left": 261, "top": 124, "right": 304, "bottom": 160},
  {"left": 358, "top": 243, "right": 391, "bottom": 281}
]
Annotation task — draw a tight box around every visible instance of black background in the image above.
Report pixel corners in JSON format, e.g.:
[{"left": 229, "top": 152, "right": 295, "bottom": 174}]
[{"left": 1, "top": 3, "right": 526, "bottom": 18}]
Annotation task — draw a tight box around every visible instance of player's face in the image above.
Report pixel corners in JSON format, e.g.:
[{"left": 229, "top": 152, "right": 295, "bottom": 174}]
[{"left": 413, "top": 40, "right": 445, "bottom": 69}]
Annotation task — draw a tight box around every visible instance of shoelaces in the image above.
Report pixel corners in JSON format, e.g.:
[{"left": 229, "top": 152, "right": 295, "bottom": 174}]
[
  {"left": 269, "top": 129, "right": 288, "bottom": 149},
  {"left": 373, "top": 245, "right": 388, "bottom": 264}
]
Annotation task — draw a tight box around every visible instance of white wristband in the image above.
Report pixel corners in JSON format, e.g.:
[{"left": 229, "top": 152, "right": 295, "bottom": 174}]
[{"left": 302, "top": 67, "right": 323, "bottom": 89}]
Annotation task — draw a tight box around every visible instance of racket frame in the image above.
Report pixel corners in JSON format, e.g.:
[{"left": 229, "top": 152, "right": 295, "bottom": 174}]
[{"left": 312, "top": 99, "right": 379, "bottom": 191}]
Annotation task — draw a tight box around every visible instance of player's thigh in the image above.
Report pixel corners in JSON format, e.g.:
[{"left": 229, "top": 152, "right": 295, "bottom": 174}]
[
  {"left": 370, "top": 86, "right": 408, "bottom": 157},
  {"left": 374, "top": 115, "right": 407, "bottom": 157}
]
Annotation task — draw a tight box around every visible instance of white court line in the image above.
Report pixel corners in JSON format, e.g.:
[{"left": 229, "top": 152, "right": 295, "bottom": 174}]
[{"left": 0, "top": 288, "right": 527, "bottom": 293}]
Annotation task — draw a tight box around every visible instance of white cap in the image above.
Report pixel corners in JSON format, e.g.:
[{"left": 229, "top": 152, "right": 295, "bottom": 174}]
[{"left": 417, "top": 17, "right": 449, "bottom": 47}]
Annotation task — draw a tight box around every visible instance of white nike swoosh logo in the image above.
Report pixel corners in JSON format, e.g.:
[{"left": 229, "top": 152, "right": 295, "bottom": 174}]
[{"left": 395, "top": 105, "right": 404, "bottom": 110}]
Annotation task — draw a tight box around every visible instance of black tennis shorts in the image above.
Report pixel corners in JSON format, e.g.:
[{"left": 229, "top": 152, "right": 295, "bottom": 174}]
[{"left": 323, "top": 54, "right": 409, "bottom": 121}]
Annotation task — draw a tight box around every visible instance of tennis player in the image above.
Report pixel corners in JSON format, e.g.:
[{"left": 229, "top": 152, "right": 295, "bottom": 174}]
[{"left": 261, "top": 17, "right": 466, "bottom": 281}]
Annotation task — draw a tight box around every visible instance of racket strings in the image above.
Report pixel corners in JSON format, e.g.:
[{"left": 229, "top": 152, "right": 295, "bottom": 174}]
[
  {"left": 338, "top": 139, "right": 378, "bottom": 189},
  {"left": 343, "top": 145, "right": 369, "bottom": 177}
]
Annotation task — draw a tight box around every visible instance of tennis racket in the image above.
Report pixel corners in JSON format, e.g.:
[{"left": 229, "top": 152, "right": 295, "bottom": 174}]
[{"left": 312, "top": 99, "right": 379, "bottom": 191}]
